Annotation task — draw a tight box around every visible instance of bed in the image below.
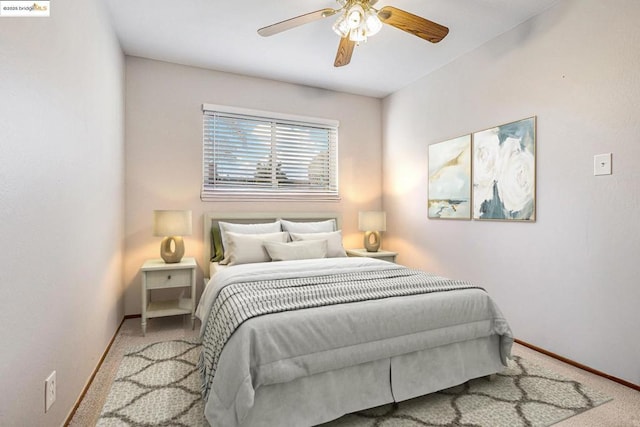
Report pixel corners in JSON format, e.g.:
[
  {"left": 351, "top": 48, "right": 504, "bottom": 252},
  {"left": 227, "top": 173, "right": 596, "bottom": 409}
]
[{"left": 196, "top": 212, "right": 513, "bottom": 427}]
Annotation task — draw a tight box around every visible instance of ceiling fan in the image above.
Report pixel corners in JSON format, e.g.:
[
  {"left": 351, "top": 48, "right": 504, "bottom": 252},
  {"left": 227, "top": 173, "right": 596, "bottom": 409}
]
[{"left": 257, "top": 0, "right": 449, "bottom": 67}]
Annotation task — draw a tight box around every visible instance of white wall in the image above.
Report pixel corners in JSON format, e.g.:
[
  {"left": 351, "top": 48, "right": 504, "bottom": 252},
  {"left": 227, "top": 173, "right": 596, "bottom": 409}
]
[
  {"left": 0, "top": 1, "right": 125, "bottom": 425},
  {"left": 124, "top": 57, "right": 383, "bottom": 315},
  {"left": 382, "top": 0, "right": 640, "bottom": 385}
]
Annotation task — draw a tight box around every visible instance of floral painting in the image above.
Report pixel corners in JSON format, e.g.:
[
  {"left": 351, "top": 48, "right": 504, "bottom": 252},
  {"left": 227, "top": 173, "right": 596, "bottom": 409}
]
[
  {"left": 428, "top": 134, "right": 471, "bottom": 219},
  {"left": 473, "top": 117, "right": 536, "bottom": 221}
]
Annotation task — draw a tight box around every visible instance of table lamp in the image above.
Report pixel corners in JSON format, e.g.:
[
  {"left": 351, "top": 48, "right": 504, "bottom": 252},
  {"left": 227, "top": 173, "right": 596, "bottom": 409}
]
[
  {"left": 153, "top": 210, "right": 192, "bottom": 263},
  {"left": 358, "top": 211, "right": 386, "bottom": 252}
]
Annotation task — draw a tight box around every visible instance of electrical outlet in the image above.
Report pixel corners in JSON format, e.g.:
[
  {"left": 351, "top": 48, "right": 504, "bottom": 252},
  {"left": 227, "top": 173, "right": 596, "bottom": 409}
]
[{"left": 45, "top": 371, "right": 56, "bottom": 412}]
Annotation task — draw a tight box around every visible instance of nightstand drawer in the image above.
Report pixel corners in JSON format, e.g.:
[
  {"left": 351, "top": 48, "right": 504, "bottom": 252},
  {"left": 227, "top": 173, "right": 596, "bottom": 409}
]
[{"left": 145, "top": 269, "right": 191, "bottom": 289}]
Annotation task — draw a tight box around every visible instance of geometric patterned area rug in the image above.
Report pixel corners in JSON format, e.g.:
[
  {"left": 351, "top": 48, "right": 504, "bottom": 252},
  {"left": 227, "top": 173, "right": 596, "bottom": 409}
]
[
  {"left": 98, "top": 340, "right": 611, "bottom": 427},
  {"left": 97, "top": 339, "right": 208, "bottom": 426},
  {"left": 324, "top": 355, "right": 612, "bottom": 427}
]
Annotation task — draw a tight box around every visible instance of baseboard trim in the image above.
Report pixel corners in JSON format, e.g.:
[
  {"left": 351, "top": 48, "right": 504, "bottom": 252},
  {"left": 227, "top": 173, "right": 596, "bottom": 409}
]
[
  {"left": 515, "top": 338, "right": 640, "bottom": 392},
  {"left": 63, "top": 316, "right": 127, "bottom": 426}
]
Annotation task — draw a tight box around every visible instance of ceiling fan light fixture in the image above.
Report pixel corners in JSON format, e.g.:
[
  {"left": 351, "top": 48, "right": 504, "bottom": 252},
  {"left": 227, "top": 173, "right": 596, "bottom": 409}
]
[
  {"left": 332, "top": 13, "right": 350, "bottom": 37},
  {"left": 334, "top": 1, "right": 382, "bottom": 42},
  {"left": 349, "top": 27, "right": 367, "bottom": 42},
  {"left": 364, "top": 8, "right": 382, "bottom": 36},
  {"left": 346, "top": 4, "right": 364, "bottom": 29}
]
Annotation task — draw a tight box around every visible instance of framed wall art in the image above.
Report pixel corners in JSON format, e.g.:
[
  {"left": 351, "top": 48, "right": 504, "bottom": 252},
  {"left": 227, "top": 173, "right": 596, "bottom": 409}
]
[
  {"left": 428, "top": 134, "right": 472, "bottom": 219},
  {"left": 473, "top": 116, "right": 536, "bottom": 221}
]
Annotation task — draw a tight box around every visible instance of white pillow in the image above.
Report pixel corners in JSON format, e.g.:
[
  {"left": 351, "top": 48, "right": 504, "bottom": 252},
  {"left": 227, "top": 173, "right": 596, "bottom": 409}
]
[
  {"left": 280, "top": 219, "right": 336, "bottom": 233},
  {"left": 289, "top": 230, "right": 347, "bottom": 258},
  {"left": 225, "top": 231, "right": 288, "bottom": 266},
  {"left": 264, "top": 240, "right": 328, "bottom": 262},
  {"left": 218, "top": 221, "right": 281, "bottom": 264}
]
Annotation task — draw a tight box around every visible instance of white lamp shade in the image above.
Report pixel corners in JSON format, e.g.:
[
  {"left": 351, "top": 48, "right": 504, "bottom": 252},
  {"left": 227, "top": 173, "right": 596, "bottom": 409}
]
[
  {"left": 358, "top": 211, "right": 386, "bottom": 232},
  {"left": 153, "top": 210, "right": 192, "bottom": 237}
]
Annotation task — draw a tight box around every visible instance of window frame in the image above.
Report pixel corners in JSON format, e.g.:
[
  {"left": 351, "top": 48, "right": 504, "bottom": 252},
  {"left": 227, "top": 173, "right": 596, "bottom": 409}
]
[{"left": 201, "top": 104, "right": 340, "bottom": 201}]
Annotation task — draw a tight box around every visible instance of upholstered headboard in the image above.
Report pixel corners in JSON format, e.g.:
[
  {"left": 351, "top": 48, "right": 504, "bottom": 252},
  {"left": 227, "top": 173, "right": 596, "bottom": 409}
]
[{"left": 203, "top": 212, "right": 342, "bottom": 278}]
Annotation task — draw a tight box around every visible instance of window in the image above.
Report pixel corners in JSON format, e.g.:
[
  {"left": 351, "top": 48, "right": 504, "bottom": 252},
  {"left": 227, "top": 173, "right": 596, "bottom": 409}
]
[{"left": 202, "top": 104, "right": 339, "bottom": 201}]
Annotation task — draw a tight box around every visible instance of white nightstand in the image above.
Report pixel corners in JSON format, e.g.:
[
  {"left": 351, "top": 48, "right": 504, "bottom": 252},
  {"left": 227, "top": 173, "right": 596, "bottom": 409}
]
[
  {"left": 140, "top": 257, "right": 197, "bottom": 336},
  {"left": 346, "top": 248, "right": 398, "bottom": 263}
]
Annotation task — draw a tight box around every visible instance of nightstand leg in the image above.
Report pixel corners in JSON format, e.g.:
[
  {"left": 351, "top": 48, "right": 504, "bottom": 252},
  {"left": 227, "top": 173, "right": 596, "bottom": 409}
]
[
  {"left": 190, "top": 268, "right": 196, "bottom": 330},
  {"left": 142, "top": 273, "right": 147, "bottom": 336}
]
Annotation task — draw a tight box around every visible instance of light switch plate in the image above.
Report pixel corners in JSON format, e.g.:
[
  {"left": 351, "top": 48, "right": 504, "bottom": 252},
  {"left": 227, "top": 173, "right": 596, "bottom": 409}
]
[{"left": 593, "top": 153, "right": 612, "bottom": 176}]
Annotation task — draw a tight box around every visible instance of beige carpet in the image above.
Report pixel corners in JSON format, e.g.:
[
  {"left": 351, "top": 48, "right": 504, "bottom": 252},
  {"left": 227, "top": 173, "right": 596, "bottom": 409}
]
[
  {"left": 69, "top": 317, "right": 640, "bottom": 426},
  {"left": 96, "top": 341, "right": 610, "bottom": 427}
]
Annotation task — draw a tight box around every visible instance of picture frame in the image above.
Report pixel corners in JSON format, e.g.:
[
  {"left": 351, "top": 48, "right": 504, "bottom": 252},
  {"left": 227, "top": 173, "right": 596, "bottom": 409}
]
[
  {"left": 472, "top": 116, "right": 536, "bottom": 221},
  {"left": 428, "top": 134, "right": 472, "bottom": 220}
]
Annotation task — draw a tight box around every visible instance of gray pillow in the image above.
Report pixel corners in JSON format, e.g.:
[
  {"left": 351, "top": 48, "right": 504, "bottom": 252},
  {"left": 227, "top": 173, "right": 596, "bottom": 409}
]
[
  {"left": 264, "top": 240, "right": 328, "bottom": 261},
  {"left": 218, "top": 221, "right": 281, "bottom": 264},
  {"left": 225, "top": 231, "right": 288, "bottom": 266},
  {"left": 289, "top": 230, "right": 347, "bottom": 258}
]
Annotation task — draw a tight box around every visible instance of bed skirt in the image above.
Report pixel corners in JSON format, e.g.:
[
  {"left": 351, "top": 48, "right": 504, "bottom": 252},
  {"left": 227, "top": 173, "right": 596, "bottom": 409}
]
[{"left": 207, "top": 334, "right": 504, "bottom": 427}]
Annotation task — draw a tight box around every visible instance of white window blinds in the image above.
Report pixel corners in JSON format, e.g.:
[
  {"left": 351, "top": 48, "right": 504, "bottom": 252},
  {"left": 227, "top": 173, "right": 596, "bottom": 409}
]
[{"left": 202, "top": 104, "right": 339, "bottom": 201}]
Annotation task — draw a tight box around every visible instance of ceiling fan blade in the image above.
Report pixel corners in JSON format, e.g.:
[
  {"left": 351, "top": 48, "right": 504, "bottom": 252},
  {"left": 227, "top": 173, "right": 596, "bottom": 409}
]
[
  {"left": 258, "top": 8, "right": 337, "bottom": 37},
  {"left": 334, "top": 37, "right": 356, "bottom": 67},
  {"left": 378, "top": 6, "right": 449, "bottom": 43}
]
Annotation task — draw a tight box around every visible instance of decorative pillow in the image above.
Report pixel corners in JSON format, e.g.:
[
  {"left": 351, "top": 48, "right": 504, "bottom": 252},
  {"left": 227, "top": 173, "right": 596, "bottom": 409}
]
[
  {"left": 264, "top": 240, "right": 328, "bottom": 262},
  {"left": 280, "top": 219, "right": 336, "bottom": 233},
  {"left": 225, "top": 231, "right": 288, "bottom": 266},
  {"left": 289, "top": 230, "right": 347, "bottom": 258},
  {"left": 218, "top": 221, "right": 281, "bottom": 264}
]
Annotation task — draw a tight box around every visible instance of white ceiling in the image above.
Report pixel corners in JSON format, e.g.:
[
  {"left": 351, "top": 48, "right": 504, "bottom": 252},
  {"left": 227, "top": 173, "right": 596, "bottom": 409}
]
[{"left": 103, "top": 0, "right": 559, "bottom": 98}]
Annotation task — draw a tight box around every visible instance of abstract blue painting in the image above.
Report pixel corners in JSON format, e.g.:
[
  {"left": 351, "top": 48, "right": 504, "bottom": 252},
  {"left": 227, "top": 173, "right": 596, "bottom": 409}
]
[
  {"left": 428, "top": 134, "right": 472, "bottom": 219},
  {"left": 473, "top": 117, "right": 536, "bottom": 221}
]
